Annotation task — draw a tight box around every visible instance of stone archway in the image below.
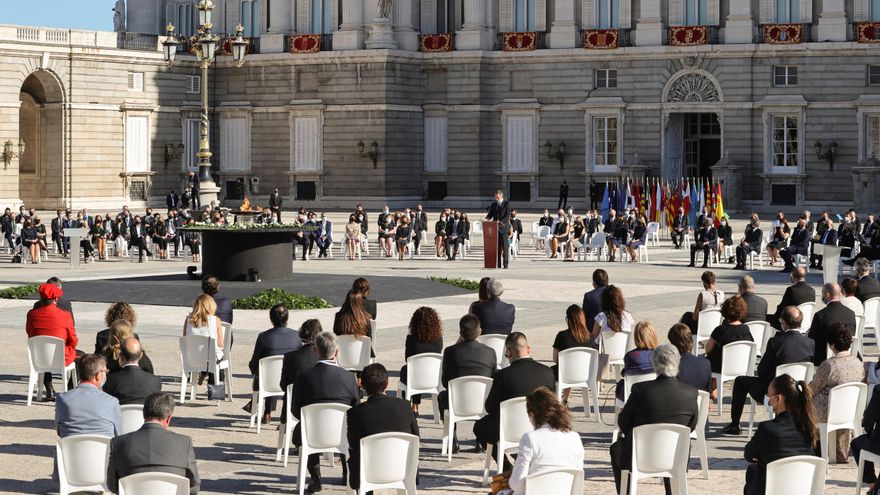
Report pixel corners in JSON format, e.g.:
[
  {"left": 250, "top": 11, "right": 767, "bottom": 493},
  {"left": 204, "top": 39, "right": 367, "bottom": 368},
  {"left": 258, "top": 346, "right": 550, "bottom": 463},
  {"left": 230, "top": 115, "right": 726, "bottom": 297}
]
[
  {"left": 19, "top": 70, "right": 65, "bottom": 208},
  {"left": 660, "top": 70, "right": 724, "bottom": 179}
]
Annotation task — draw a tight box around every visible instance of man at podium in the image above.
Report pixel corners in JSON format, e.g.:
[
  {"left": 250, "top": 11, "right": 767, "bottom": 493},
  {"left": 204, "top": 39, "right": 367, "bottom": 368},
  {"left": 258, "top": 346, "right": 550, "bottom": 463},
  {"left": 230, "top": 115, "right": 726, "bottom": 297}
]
[{"left": 486, "top": 189, "right": 511, "bottom": 269}]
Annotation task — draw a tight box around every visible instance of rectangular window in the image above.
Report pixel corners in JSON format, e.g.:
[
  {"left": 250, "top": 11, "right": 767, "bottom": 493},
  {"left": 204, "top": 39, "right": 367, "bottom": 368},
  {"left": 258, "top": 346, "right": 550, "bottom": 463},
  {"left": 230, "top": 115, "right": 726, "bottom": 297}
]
[
  {"left": 773, "top": 66, "right": 798, "bottom": 86},
  {"left": 293, "top": 116, "right": 320, "bottom": 172},
  {"left": 220, "top": 117, "right": 249, "bottom": 171},
  {"left": 177, "top": 4, "right": 193, "bottom": 36},
  {"left": 685, "top": 0, "right": 709, "bottom": 25},
  {"left": 184, "top": 119, "right": 200, "bottom": 171},
  {"left": 869, "top": 115, "right": 880, "bottom": 158},
  {"left": 873, "top": 0, "right": 880, "bottom": 21},
  {"left": 125, "top": 115, "right": 149, "bottom": 173},
  {"left": 424, "top": 116, "right": 448, "bottom": 173},
  {"left": 597, "top": 0, "right": 620, "bottom": 29},
  {"left": 514, "top": 0, "right": 537, "bottom": 31},
  {"left": 595, "top": 69, "right": 618, "bottom": 88},
  {"left": 506, "top": 115, "right": 535, "bottom": 172},
  {"left": 128, "top": 72, "right": 144, "bottom": 92},
  {"left": 593, "top": 116, "right": 619, "bottom": 168},
  {"left": 869, "top": 66, "right": 880, "bottom": 86},
  {"left": 310, "top": 0, "right": 333, "bottom": 33},
  {"left": 772, "top": 115, "right": 799, "bottom": 168},
  {"left": 436, "top": 0, "right": 458, "bottom": 32},
  {"left": 186, "top": 75, "right": 200, "bottom": 94},
  {"left": 775, "top": 0, "right": 800, "bottom": 23},
  {"left": 241, "top": 0, "right": 260, "bottom": 37}
]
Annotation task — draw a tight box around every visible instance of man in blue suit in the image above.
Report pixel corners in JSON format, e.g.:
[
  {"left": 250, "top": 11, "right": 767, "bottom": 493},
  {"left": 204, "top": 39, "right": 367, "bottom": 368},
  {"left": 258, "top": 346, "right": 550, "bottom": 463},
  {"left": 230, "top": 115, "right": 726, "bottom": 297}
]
[
  {"left": 582, "top": 269, "right": 608, "bottom": 330},
  {"left": 314, "top": 212, "right": 333, "bottom": 258}
]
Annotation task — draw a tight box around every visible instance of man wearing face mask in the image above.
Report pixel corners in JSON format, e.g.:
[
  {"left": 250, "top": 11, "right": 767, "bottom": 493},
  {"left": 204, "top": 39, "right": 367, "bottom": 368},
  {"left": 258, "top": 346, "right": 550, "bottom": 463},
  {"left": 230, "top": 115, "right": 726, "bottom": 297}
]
[
  {"left": 485, "top": 189, "right": 512, "bottom": 269},
  {"left": 811, "top": 217, "right": 838, "bottom": 269},
  {"left": 671, "top": 207, "right": 688, "bottom": 249},
  {"left": 779, "top": 218, "right": 811, "bottom": 273},
  {"left": 838, "top": 209, "right": 859, "bottom": 258},
  {"left": 538, "top": 209, "right": 553, "bottom": 228},
  {"left": 734, "top": 213, "right": 763, "bottom": 270},
  {"left": 446, "top": 212, "right": 466, "bottom": 260},
  {"left": 314, "top": 213, "right": 332, "bottom": 258}
]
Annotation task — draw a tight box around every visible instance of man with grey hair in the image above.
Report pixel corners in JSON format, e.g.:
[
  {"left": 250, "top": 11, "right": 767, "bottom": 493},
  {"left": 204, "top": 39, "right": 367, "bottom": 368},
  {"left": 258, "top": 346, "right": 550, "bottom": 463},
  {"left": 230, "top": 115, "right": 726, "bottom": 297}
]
[
  {"left": 610, "top": 344, "right": 698, "bottom": 495},
  {"left": 471, "top": 278, "right": 516, "bottom": 335},
  {"left": 107, "top": 392, "right": 200, "bottom": 495},
  {"left": 808, "top": 282, "right": 856, "bottom": 365},
  {"left": 738, "top": 275, "right": 768, "bottom": 323},
  {"left": 291, "top": 332, "right": 360, "bottom": 493},
  {"left": 855, "top": 257, "right": 880, "bottom": 302}
]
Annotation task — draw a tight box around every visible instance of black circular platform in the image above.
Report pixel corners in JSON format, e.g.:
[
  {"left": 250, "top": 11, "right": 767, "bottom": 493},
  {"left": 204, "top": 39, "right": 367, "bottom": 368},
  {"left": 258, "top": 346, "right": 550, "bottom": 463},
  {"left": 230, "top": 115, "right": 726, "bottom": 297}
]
[{"left": 197, "top": 229, "right": 296, "bottom": 281}]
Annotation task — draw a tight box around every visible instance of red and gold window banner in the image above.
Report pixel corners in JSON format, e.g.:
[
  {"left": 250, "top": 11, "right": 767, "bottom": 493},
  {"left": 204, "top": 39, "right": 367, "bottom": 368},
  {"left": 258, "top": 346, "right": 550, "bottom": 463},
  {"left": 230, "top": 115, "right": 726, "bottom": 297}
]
[
  {"left": 668, "top": 25, "right": 708, "bottom": 46},
  {"left": 502, "top": 32, "right": 537, "bottom": 51},
  {"left": 420, "top": 33, "right": 452, "bottom": 52},
  {"left": 763, "top": 23, "right": 803, "bottom": 44},
  {"left": 583, "top": 29, "right": 619, "bottom": 49},
  {"left": 289, "top": 34, "right": 322, "bottom": 53},
  {"left": 857, "top": 23, "right": 880, "bottom": 43}
]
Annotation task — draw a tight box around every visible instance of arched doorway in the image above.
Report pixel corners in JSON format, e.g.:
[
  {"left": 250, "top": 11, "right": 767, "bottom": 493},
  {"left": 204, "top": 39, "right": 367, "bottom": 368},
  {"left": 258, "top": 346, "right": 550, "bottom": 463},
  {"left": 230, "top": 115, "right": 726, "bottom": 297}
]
[
  {"left": 660, "top": 70, "right": 724, "bottom": 179},
  {"left": 19, "top": 71, "right": 64, "bottom": 208}
]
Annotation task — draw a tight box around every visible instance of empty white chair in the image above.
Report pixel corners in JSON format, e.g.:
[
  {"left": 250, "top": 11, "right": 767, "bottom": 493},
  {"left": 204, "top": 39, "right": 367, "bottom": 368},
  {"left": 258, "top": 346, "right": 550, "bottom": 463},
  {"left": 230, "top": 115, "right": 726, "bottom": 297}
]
[
  {"left": 178, "top": 335, "right": 231, "bottom": 403},
  {"left": 536, "top": 226, "right": 551, "bottom": 256},
  {"left": 57, "top": 434, "right": 111, "bottom": 495},
  {"left": 357, "top": 432, "right": 419, "bottom": 495},
  {"left": 799, "top": 302, "right": 817, "bottom": 330},
  {"left": 482, "top": 397, "right": 531, "bottom": 485},
  {"left": 580, "top": 232, "right": 607, "bottom": 261},
  {"left": 690, "top": 390, "right": 710, "bottom": 479},
  {"left": 747, "top": 362, "right": 816, "bottom": 438},
  {"left": 477, "top": 334, "right": 509, "bottom": 369},
  {"left": 120, "top": 404, "right": 145, "bottom": 435},
  {"left": 442, "top": 376, "right": 492, "bottom": 462},
  {"left": 556, "top": 348, "right": 600, "bottom": 420},
  {"left": 336, "top": 335, "right": 372, "bottom": 371},
  {"left": 745, "top": 321, "right": 774, "bottom": 359},
  {"left": 523, "top": 467, "right": 584, "bottom": 495},
  {"left": 646, "top": 222, "right": 661, "bottom": 247},
  {"left": 712, "top": 341, "right": 758, "bottom": 416},
  {"left": 397, "top": 353, "right": 443, "bottom": 424},
  {"left": 250, "top": 355, "right": 285, "bottom": 433},
  {"left": 864, "top": 297, "right": 880, "bottom": 355},
  {"left": 601, "top": 330, "right": 631, "bottom": 379},
  {"left": 619, "top": 423, "right": 691, "bottom": 495},
  {"left": 694, "top": 309, "right": 722, "bottom": 352},
  {"left": 530, "top": 221, "right": 542, "bottom": 250},
  {"left": 295, "top": 403, "right": 351, "bottom": 495},
  {"left": 819, "top": 382, "right": 867, "bottom": 468},
  {"left": 765, "top": 455, "right": 826, "bottom": 495},
  {"left": 276, "top": 383, "right": 298, "bottom": 466},
  {"left": 118, "top": 472, "right": 189, "bottom": 495},
  {"left": 26, "top": 335, "right": 78, "bottom": 406},
  {"left": 220, "top": 322, "right": 235, "bottom": 384}
]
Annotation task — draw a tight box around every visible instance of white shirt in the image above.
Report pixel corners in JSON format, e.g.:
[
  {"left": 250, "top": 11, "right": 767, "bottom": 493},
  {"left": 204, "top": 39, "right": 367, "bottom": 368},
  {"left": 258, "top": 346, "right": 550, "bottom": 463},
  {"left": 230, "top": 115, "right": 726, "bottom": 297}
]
[
  {"left": 842, "top": 295, "right": 865, "bottom": 316},
  {"left": 508, "top": 425, "right": 584, "bottom": 494}
]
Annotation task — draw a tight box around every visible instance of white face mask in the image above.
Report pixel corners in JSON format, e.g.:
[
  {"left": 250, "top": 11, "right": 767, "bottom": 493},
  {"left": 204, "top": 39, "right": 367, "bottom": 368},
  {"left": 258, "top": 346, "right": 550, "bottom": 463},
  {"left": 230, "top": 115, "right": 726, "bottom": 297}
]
[{"left": 497, "top": 199, "right": 503, "bottom": 205}]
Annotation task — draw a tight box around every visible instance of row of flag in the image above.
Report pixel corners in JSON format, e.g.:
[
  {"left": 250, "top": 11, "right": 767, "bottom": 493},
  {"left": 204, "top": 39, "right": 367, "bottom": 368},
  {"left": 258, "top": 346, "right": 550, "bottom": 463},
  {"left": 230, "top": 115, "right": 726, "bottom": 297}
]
[{"left": 599, "top": 177, "right": 726, "bottom": 229}]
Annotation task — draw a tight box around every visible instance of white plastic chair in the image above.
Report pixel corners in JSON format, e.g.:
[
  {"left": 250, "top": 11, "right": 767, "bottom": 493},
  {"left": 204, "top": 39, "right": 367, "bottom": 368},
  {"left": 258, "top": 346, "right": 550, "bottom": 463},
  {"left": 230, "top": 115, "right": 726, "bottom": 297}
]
[
  {"left": 712, "top": 341, "right": 757, "bottom": 416},
  {"left": 276, "top": 383, "right": 298, "bottom": 466},
  {"left": 765, "top": 455, "right": 826, "bottom": 495},
  {"left": 746, "top": 237, "right": 768, "bottom": 270},
  {"left": 819, "top": 382, "right": 867, "bottom": 469},
  {"left": 482, "top": 397, "right": 531, "bottom": 485},
  {"left": 57, "top": 434, "right": 111, "bottom": 495},
  {"left": 369, "top": 319, "right": 378, "bottom": 349},
  {"left": 691, "top": 390, "right": 710, "bottom": 479},
  {"left": 120, "top": 404, "right": 145, "bottom": 435},
  {"left": 178, "top": 335, "right": 231, "bottom": 403},
  {"left": 601, "top": 330, "right": 632, "bottom": 379},
  {"left": 336, "top": 335, "right": 372, "bottom": 371},
  {"left": 864, "top": 297, "right": 880, "bottom": 355},
  {"left": 397, "top": 353, "right": 443, "bottom": 424},
  {"left": 856, "top": 450, "right": 880, "bottom": 494},
  {"left": 220, "top": 322, "right": 234, "bottom": 376},
  {"left": 477, "top": 334, "right": 509, "bottom": 369},
  {"left": 357, "top": 432, "right": 419, "bottom": 495},
  {"left": 556, "top": 348, "right": 600, "bottom": 420},
  {"left": 536, "top": 226, "right": 552, "bottom": 257},
  {"left": 118, "top": 472, "right": 189, "bottom": 495},
  {"left": 295, "top": 403, "right": 351, "bottom": 495},
  {"left": 344, "top": 239, "right": 362, "bottom": 260},
  {"left": 646, "top": 222, "right": 661, "bottom": 247},
  {"left": 619, "top": 424, "right": 691, "bottom": 495},
  {"left": 747, "top": 362, "right": 816, "bottom": 437},
  {"left": 26, "top": 335, "right": 78, "bottom": 406},
  {"left": 530, "top": 221, "right": 542, "bottom": 249},
  {"left": 798, "top": 302, "right": 817, "bottom": 330},
  {"left": 795, "top": 242, "right": 813, "bottom": 272},
  {"left": 442, "top": 376, "right": 492, "bottom": 462},
  {"left": 694, "top": 309, "right": 722, "bottom": 352},
  {"left": 523, "top": 467, "right": 584, "bottom": 494},
  {"left": 745, "top": 321, "right": 773, "bottom": 360},
  {"left": 612, "top": 372, "right": 658, "bottom": 443},
  {"left": 249, "top": 355, "right": 285, "bottom": 433},
  {"left": 580, "top": 232, "right": 607, "bottom": 261}
]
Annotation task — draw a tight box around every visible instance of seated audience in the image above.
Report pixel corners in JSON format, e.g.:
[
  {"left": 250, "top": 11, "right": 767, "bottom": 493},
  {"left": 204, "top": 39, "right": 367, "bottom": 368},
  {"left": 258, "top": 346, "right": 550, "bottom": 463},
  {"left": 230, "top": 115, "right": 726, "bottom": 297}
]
[
  {"left": 106, "top": 392, "right": 200, "bottom": 495},
  {"left": 183, "top": 294, "right": 224, "bottom": 384},
  {"left": 780, "top": 217, "right": 810, "bottom": 273},
  {"left": 94, "top": 301, "right": 137, "bottom": 353},
  {"left": 279, "top": 319, "right": 322, "bottom": 423},
  {"left": 614, "top": 321, "right": 659, "bottom": 401},
  {"left": 101, "top": 319, "right": 154, "bottom": 374},
  {"left": 346, "top": 363, "right": 420, "bottom": 491},
  {"left": 55, "top": 354, "right": 121, "bottom": 438},
  {"left": 743, "top": 374, "right": 818, "bottom": 495},
  {"left": 333, "top": 290, "right": 375, "bottom": 357},
  {"left": 581, "top": 269, "right": 609, "bottom": 330},
  {"left": 468, "top": 277, "right": 492, "bottom": 315},
  {"left": 705, "top": 295, "right": 753, "bottom": 374},
  {"left": 508, "top": 387, "right": 585, "bottom": 494},
  {"left": 399, "top": 307, "right": 444, "bottom": 414},
  {"left": 738, "top": 275, "right": 769, "bottom": 323},
  {"left": 734, "top": 213, "right": 763, "bottom": 270},
  {"left": 808, "top": 282, "right": 856, "bottom": 365},
  {"left": 680, "top": 271, "right": 724, "bottom": 333},
  {"left": 668, "top": 323, "right": 711, "bottom": 393},
  {"left": 471, "top": 278, "right": 516, "bottom": 335},
  {"left": 26, "top": 282, "right": 80, "bottom": 400},
  {"left": 624, "top": 215, "right": 647, "bottom": 263},
  {"left": 553, "top": 305, "right": 598, "bottom": 401},
  {"left": 103, "top": 338, "right": 162, "bottom": 405},
  {"left": 202, "top": 275, "right": 233, "bottom": 325},
  {"left": 590, "top": 285, "right": 634, "bottom": 343},
  {"left": 852, "top": 383, "right": 880, "bottom": 492},
  {"left": 768, "top": 267, "right": 815, "bottom": 329},
  {"left": 841, "top": 277, "right": 865, "bottom": 316},
  {"left": 688, "top": 218, "right": 717, "bottom": 268},
  {"left": 245, "top": 304, "right": 302, "bottom": 423},
  {"left": 856, "top": 257, "right": 880, "bottom": 302}
]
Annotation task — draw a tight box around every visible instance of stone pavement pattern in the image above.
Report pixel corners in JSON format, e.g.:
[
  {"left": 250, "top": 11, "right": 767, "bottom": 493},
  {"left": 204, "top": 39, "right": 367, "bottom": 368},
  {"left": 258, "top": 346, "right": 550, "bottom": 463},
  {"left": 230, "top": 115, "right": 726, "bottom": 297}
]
[{"left": 0, "top": 215, "right": 865, "bottom": 494}]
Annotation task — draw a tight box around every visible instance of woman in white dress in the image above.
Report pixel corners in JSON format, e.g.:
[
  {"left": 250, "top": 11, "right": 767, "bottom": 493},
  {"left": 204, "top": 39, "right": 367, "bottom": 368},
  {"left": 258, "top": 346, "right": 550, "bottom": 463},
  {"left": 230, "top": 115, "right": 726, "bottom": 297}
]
[
  {"left": 681, "top": 270, "right": 725, "bottom": 333},
  {"left": 182, "top": 294, "right": 225, "bottom": 373},
  {"left": 508, "top": 387, "right": 584, "bottom": 494}
]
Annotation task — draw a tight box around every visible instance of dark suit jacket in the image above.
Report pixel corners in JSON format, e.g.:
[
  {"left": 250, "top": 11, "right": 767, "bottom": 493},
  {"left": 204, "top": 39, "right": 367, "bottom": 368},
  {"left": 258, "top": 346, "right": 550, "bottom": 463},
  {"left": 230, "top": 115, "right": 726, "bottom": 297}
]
[
  {"left": 757, "top": 330, "right": 815, "bottom": 392},
  {"left": 857, "top": 275, "right": 880, "bottom": 303},
  {"left": 862, "top": 386, "right": 880, "bottom": 447},
  {"left": 484, "top": 357, "right": 555, "bottom": 418},
  {"left": 292, "top": 362, "right": 361, "bottom": 421},
  {"left": 103, "top": 365, "right": 162, "bottom": 405},
  {"left": 211, "top": 294, "right": 233, "bottom": 325},
  {"left": 441, "top": 340, "right": 497, "bottom": 388},
  {"left": 269, "top": 193, "right": 283, "bottom": 208},
  {"left": 672, "top": 215, "right": 687, "bottom": 231},
  {"left": 741, "top": 291, "right": 769, "bottom": 323},
  {"left": 363, "top": 298, "right": 378, "bottom": 321},
  {"left": 106, "top": 423, "right": 199, "bottom": 495},
  {"left": 787, "top": 227, "right": 810, "bottom": 254},
  {"left": 807, "top": 301, "right": 856, "bottom": 365},
  {"left": 677, "top": 352, "right": 712, "bottom": 392},
  {"left": 772, "top": 282, "right": 816, "bottom": 320},
  {"left": 95, "top": 329, "right": 141, "bottom": 355},
  {"left": 582, "top": 286, "right": 607, "bottom": 330},
  {"left": 248, "top": 327, "right": 302, "bottom": 390},
  {"left": 817, "top": 228, "right": 838, "bottom": 246},
  {"left": 446, "top": 219, "right": 467, "bottom": 238},
  {"left": 472, "top": 298, "right": 516, "bottom": 335},
  {"left": 486, "top": 200, "right": 511, "bottom": 229},
  {"left": 346, "top": 394, "right": 419, "bottom": 490},
  {"left": 279, "top": 344, "right": 320, "bottom": 421},
  {"left": 743, "top": 412, "right": 816, "bottom": 495}
]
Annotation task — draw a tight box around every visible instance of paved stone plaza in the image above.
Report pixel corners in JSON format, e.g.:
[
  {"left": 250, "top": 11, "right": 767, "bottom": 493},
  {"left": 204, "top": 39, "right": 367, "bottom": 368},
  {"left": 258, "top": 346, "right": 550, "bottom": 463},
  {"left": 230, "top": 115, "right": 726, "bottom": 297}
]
[{"left": 0, "top": 215, "right": 866, "bottom": 494}]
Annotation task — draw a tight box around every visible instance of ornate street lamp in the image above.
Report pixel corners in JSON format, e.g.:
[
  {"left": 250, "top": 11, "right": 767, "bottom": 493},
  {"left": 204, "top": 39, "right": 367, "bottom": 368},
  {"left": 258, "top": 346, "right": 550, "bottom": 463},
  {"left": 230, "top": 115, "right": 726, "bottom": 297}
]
[{"left": 162, "top": 24, "right": 179, "bottom": 65}]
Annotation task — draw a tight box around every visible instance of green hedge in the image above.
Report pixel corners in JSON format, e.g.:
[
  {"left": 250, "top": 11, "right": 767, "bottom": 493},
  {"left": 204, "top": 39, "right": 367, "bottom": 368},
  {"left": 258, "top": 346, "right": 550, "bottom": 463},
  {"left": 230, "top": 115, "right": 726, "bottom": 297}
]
[
  {"left": 232, "top": 288, "right": 333, "bottom": 310},
  {"left": 0, "top": 284, "right": 40, "bottom": 299},
  {"left": 428, "top": 276, "right": 480, "bottom": 291}
]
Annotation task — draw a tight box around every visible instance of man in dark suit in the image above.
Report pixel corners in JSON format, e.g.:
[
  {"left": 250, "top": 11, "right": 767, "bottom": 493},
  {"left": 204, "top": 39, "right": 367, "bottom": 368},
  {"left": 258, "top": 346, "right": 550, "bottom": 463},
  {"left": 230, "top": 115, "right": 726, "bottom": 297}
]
[
  {"left": 558, "top": 180, "right": 569, "bottom": 211},
  {"left": 166, "top": 190, "right": 179, "bottom": 210},
  {"left": 856, "top": 258, "right": 880, "bottom": 302},
  {"left": 810, "top": 217, "right": 838, "bottom": 269},
  {"left": 269, "top": 188, "right": 283, "bottom": 222},
  {"left": 738, "top": 276, "right": 768, "bottom": 323},
  {"left": 292, "top": 332, "right": 361, "bottom": 493},
  {"left": 314, "top": 213, "right": 332, "bottom": 258},
  {"left": 246, "top": 305, "right": 302, "bottom": 422},
  {"left": 279, "top": 319, "right": 322, "bottom": 423},
  {"left": 473, "top": 333, "right": 555, "bottom": 469},
  {"left": 808, "top": 283, "right": 856, "bottom": 365},
  {"left": 346, "top": 363, "right": 419, "bottom": 491},
  {"left": 445, "top": 212, "right": 466, "bottom": 260},
  {"left": 851, "top": 386, "right": 880, "bottom": 486},
  {"left": 50, "top": 209, "right": 66, "bottom": 255},
  {"left": 589, "top": 180, "right": 601, "bottom": 210},
  {"left": 688, "top": 218, "right": 717, "bottom": 268},
  {"left": 103, "top": 338, "right": 162, "bottom": 405},
  {"left": 485, "top": 189, "right": 511, "bottom": 269},
  {"left": 189, "top": 171, "right": 201, "bottom": 209},
  {"left": 610, "top": 345, "right": 698, "bottom": 495},
  {"left": 106, "top": 392, "right": 199, "bottom": 495},
  {"left": 202, "top": 275, "right": 233, "bottom": 325},
  {"left": 582, "top": 269, "right": 609, "bottom": 330},
  {"left": 839, "top": 209, "right": 860, "bottom": 258},
  {"left": 780, "top": 217, "right": 811, "bottom": 273},
  {"left": 510, "top": 209, "right": 523, "bottom": 243},
  {"left": 671, "top": 207, "right": 687, "bottom": 249},
  {"left": 722, "top": 307, "right": 815, "bottom": 435},
  {"left": 472, "top": 278, "right": 515, "bottom": 335},
  {"left": 768, "top": 267, "right": 815, "bottom": 329},
  {"left": 130, "top": 216, "right": 151, "bottom": 262}
]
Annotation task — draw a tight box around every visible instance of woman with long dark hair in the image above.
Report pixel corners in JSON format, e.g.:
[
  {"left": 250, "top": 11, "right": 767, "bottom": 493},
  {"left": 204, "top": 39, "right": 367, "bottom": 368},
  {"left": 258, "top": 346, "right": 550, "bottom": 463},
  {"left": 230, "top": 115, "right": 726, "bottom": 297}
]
[
  {"left": 334, "top": 290, "right": 374, "bottom": 356},
  {"left": 553, "top": 305, "right": 597, "bottom": 404},
  {"left": 590, "top": 285, "right": 634, "bottom": 341},
  {"left": 398, "top": 307, "right": 443, "bottom": 414}
]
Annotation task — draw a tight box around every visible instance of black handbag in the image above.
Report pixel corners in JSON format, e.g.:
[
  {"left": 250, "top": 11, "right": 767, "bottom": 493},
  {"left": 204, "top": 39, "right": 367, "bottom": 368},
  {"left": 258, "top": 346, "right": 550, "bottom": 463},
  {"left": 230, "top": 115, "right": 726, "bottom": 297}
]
[{"left": 204, "top": 334, "right": 226, "bottom": 401}]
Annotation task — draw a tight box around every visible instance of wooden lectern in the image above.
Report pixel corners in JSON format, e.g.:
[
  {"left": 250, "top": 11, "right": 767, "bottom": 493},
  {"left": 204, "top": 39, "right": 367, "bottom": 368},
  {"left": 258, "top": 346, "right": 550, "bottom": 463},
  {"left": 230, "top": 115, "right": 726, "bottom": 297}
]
[
  {"left": 815, "top": 244, "right": 844, "bottom": 285},
  {"left": 483, "top": 221, "right": 498, "bottom": 269}
]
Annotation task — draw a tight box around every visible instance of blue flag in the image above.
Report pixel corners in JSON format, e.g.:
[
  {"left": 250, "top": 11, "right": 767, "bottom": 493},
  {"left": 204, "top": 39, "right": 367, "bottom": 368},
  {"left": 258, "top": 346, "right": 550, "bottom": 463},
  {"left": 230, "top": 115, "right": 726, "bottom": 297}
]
[{"left": 600, "top": 182, "right": 610, "bottom": 217}]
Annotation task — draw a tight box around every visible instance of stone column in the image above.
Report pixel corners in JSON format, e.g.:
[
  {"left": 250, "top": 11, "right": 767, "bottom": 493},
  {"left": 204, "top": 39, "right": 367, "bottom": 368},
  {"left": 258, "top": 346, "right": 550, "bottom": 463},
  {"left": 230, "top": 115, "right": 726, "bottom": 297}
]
[
  {"left": 634, "top": 0, "right": 663, "bottom": 46},
  {"left": 334, "top": 0, "right": 366, "bottom": 50},
  {"left": 456, "top": 0, "right": 493, "bottom": 50},
  {"left": 262, "top": 0, "right": 292, "bottom": 53},
  {"left": 711, "top": 153, "right": 743, "bottom": 213},
  {"left": 393, "top": 0, "right": 419, "bottom": 51},
  {"left": 817, "top": 0, "right": 848, "bottom": 42},
  {"left": 722, "top": 0, "right": 755, "bottom": 43},
  {"left": 0, "top": 103, "right": 22, "bottom": 206},
  {"left": 547, "top": 0, "right": 579, "bottom": 48},
  {"left": 853, "top": 157, "right": 880, "bottom": 212}
]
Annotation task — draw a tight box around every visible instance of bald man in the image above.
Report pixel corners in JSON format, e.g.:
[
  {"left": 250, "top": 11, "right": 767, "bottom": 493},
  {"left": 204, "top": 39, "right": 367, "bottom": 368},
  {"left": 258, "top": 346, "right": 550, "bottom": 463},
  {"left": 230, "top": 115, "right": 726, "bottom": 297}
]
[
  {"left": 808, "top": 283, "right": 856, "bottom": 366},
  {"left": 768, "top": 267, "right": 815, "bottom": 329},
  {"left": 103, "top": 338, "right": 162, "bottom": 405}
]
